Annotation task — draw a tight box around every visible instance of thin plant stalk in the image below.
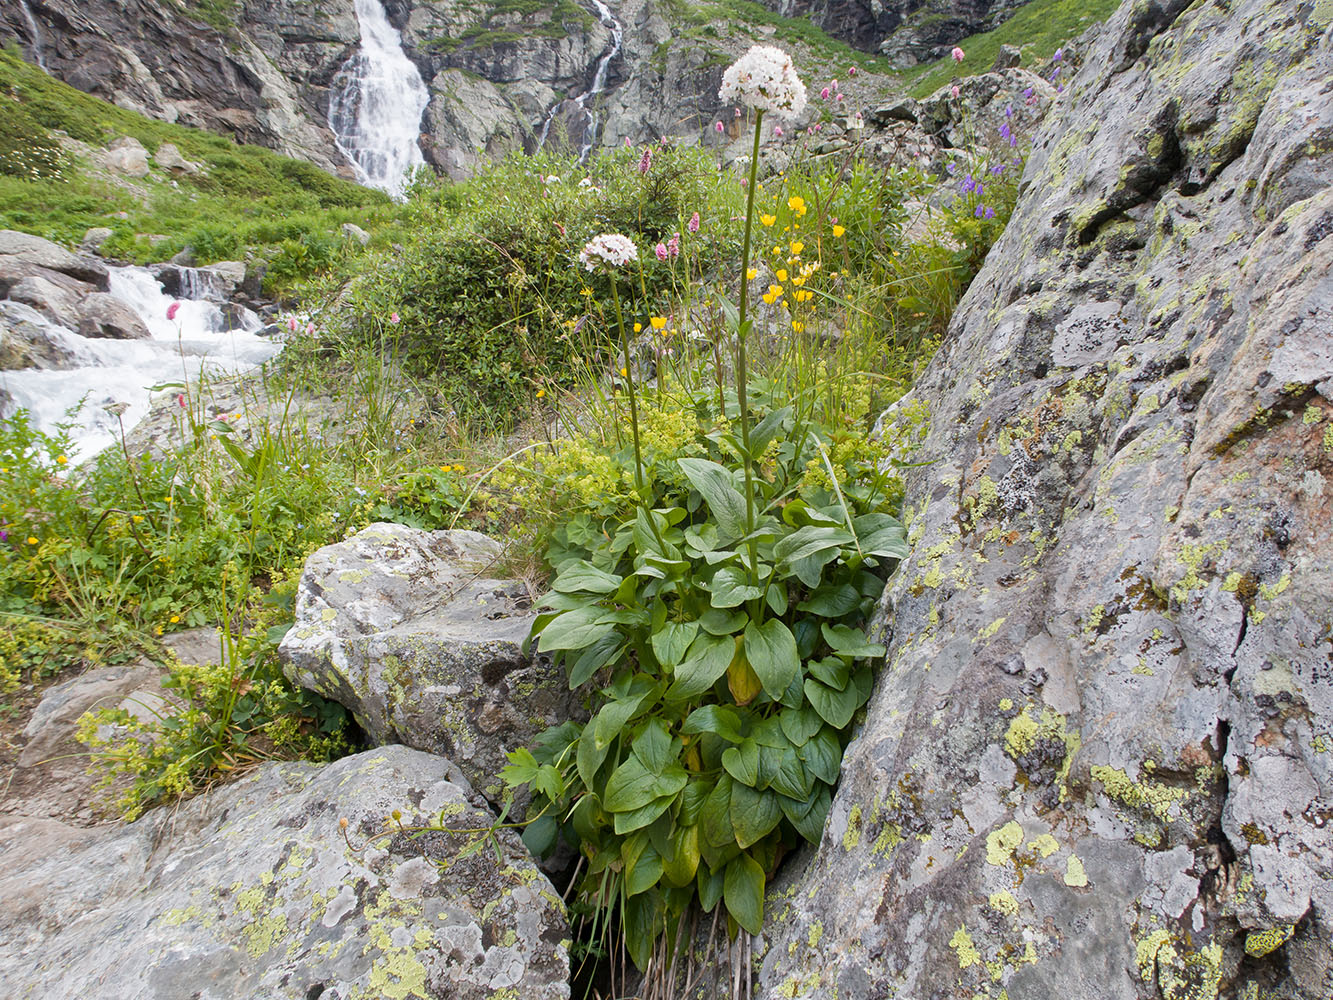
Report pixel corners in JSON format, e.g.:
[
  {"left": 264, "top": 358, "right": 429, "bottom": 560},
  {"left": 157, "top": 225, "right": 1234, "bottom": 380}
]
[
  {"left": 734, "top": 109, "right": 764, "bottom": 536},
  {"left": 607, "top": 277, "right": 645, "bottom": 493}
]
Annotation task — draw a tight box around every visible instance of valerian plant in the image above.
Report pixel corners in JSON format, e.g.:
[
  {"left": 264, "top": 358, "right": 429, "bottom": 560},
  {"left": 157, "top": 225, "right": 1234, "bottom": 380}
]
[{"left": 501, "top": 44, "right": 912, "bottom": 978}]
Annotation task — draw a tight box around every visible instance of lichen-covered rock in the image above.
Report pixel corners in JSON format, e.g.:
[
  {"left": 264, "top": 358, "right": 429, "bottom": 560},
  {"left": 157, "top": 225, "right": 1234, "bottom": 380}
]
[
  {"left": 0, "top": 746, "right": 571, "bottom": 999},
  {"left": 281, "top": 522, "right": 583, "bottom": 806},
  {"left": 742, "top": 2, "right": 1333, "bottom": 998}
]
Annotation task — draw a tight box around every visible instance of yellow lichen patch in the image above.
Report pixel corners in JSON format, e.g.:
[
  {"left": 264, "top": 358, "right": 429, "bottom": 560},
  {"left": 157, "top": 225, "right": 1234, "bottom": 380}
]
[
  {"left": 1063, "top": 856, "right": 1088, "bottom": 888},
  {"left": 986, "top": 821, "right": 1024, "bottom": 866},
  {"left": 1244, "top": 924, "right": 1294, "bottom": 957},
  {"left": 999, "top": 698, "right": 1014, "bottom": 711},
  {"left": 1028, "top": 834, "right": 1059, "bottom": 858},
  {"left": 949, "top": 925, "right": 982, "bottom": 969},
  {"left": 1091, "top": 764, "right": 1189, "bottom": 822},
  {"left": 988, "top": 890, "right": 1020, "bottom": 916},
  {"left": 808, "top": 922, "right": 823, "bottom": 949},
  {"left": 1136, "top": 929, "right": 1175, "bottom": 982},
  {"left": 843, "top": 804, "right": 863, "bottom": 851}
]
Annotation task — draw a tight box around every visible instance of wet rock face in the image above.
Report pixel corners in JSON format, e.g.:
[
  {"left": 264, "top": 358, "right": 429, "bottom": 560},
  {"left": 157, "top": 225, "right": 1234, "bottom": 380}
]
[
  {"left": 0, "top": 746, "right": 571, "bottom": 999},
  {"left": 761, "top": 0, "right": 1029, "bottom": 60},
  {"left": 280, "top": 523, "right": 585, "bottom": 808},
  {"left": 752, "top": 2, "right": 1333, "bottom": 998}
]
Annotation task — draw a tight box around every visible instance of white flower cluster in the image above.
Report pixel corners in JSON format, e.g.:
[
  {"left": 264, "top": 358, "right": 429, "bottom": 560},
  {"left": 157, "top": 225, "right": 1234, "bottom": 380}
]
[
  {"left": 719, "top": 45, "right": 807, "bottom": 119},
  {"left": 578, "top": 233, "right": 639, "bottom": 272}
]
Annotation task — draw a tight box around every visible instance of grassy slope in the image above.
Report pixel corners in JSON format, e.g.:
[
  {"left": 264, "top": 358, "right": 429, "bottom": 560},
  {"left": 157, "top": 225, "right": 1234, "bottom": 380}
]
[
  {"left": 904, "top": 0, "right": 1121, "bottom": 97},
  {"left": 0, "top": 46, "right": 414, "bottom": 289}
]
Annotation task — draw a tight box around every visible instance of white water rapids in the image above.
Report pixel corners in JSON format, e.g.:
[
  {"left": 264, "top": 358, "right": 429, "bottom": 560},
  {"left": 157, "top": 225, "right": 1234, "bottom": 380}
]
[
  {"left": 538, "top": 0, "right": 624, "bottom": 158},
  {"left": 19, "top": 0, "right": 48, "bottom": 71},
  {"left": 0, "top": 268, "right": 278, "bottom": 462},
  {"left": 328, "top": 0, "right": 430, "bottom": 199}
]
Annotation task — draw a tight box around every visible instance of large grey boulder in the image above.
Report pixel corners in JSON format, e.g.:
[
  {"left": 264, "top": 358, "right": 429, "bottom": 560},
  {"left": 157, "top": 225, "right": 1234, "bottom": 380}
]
[
  {"left": 77, "top": 291, "right": 152, "bottom": 339},
  {"left": 0, "top": 229, "right": 109, "bottom": 290},
  {"left": 0, "top": 301, "right": 80, "bottom": 371},
  {"left": 8, "top": 274, "right": 84, "bottom": 329},
  {"left": 741, "top": 2, "right": 1333, "bottom": 998},
  {"left": 281, "top": 523, "right": 583, "bottom": 806},
  {"left": 0, "top": 746, "right": 571, "bottom": 999}
]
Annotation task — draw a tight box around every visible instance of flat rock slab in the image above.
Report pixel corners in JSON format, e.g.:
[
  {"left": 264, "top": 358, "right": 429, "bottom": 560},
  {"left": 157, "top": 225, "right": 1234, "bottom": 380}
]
[
  {"left": 281, "top": 523, "right": 583, "bottom": 806},
  {"left": 0, "top": 746, "right": 570, "bottom": 1000}
]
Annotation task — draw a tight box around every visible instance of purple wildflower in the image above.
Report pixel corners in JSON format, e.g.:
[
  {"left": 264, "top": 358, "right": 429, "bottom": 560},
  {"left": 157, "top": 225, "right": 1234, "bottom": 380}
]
[
  {"left": 639, "top": 147, "right": 652, "bottom": 174},
  {"left": 974, "top": 204, "right": 985, "bottom": 218},
  {"left": 985, "top": 206, "right": 996, "bottom": 219},
  {"left": 688, "top": 211, "right": 700, "bottom": 233}
]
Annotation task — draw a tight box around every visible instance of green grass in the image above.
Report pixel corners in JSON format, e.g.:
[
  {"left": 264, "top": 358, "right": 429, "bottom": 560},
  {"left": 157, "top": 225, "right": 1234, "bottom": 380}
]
[
  {"left": 670, "top": 0, "right": 890, "bottom": 73},
  {"left": 905, "top": 0, "right": 1121, "bottom": 97}
]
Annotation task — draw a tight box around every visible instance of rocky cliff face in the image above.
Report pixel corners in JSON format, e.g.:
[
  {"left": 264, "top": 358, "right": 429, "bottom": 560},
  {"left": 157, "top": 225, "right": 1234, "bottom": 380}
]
[
  {"left": 749, "top": 1, "right": 1333, "bottom": 997},
  {"left": 766, "top": 0, "right": 1028, "bottom": 62}
]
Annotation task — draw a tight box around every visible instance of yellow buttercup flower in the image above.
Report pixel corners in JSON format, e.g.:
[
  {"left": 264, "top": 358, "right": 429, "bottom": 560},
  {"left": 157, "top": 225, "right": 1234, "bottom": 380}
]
[
  {"left": 792, "top": 321, "right": 804, "bottom": 332},
  {"left": 760, "top": 214, "right": 777, "bottom": 227},
  {"left": 746, "top": 267, "right": 758, "bottom": 280},
  {"left": 536, "top": 388, "right": 546, "bottom": 398},
  {"left": 776, "top": 269, "right": 788, "bottom": 282},
  {"left": 169, "top": 615, "right": 180, "bottom": 624},
  {"left": 633, "top": 322, "right": 642, "bottom": 333},
  {"left": 787, "top": 196, "right": 807, "bottom": 216},
  {"left": 27, "top": 536, "right": 38, "bottom": 545},
  {"left": 768, "top": 284, "right": 783, "bottom": 298},
  {"left": 620, "top": 367, "right": 629, "bottom": 377},
  {"left": 762, "top": 290, "right": 777, "bottom": 305},
  {"left": 832, "top": 225, "right": 846, "bottom": 237},
  {"left": 790, "top": 240, "right": 804, "bottom": 256},
  {"left": 650, "top": 316, "right": 667, "bottom": 330},
  {"left": 56, "top": 455, "right": 67, "bottom": 465},
  {"left": 132, "top": 515, "right": 144, "bottom": 523}
]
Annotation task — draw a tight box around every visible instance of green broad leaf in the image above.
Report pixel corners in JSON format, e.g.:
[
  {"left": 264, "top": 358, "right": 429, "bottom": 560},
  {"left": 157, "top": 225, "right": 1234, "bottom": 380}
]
[
  {"left": 681, "top": 705, "right": 745, "bottom": 744},
  {"left": 551, "top": 561, "right": 623, "bottom": 594},
  {"left": 522, "top": 814, "right": 558, "bottom": 858},
  {"left": 500, "top": 747, "right": 539, "bottom": 787},
  {"left": 765, "top": 582, "right": 788, "bottom": 616},
  {"left": 624, "top": 890, "right": 664, "bottom": 969},
  {"left": 683, "top": 522, "right": 720, "bottom": 554},
  {"left": 797, "top": 582, "right": 861, "bottom": 617},
  {"left": 730, "top": 782, "right": 782, "bottom": 848},
  {"left": 700, "top": 608, "right": 747, "bottom": 635},
  {"left": 625, "top": 838, "right": 663, "bottom": 897},
  {"left": 821, "top": 624, "right": 886, "bottom": 660},
  {"left": 748, "top": 406, "right": 792, "bottom": 458},
  {"left": 744, "top": 619, "right": 800, "bottom": 700},
  {"left": 650, "top": 620, "right": 699, "bottom": 670},
  {"left": 780, "top": 704, "right": 825, "bottom": 747},
  {"left": 679, "top": 779, "right": 713, "bottom": 827},
  {"left": 679, "top": 457, "right": 749, "bottom": 540},
  {"left": 571, "top": 792, "right": 604, "bottom": 842},
  {"left": 662, "top": 824, "right": 701, "bottom": 888},
  {"left": 808, "top": 655, "right": 850, "bottom": 691},
  {"left": 780, "top": 784, "right": 832, "bottom": 844},
  {"left": 854, "top": 568, "right": 887, "bottom": 597},
  {"left": 800, "top": 726, "right": 843, "bottom": 785},
  {"left": 668, "top": 633, "right": 734, "bottom": 700},
  {"left": 593, "top": 690, "right": 649, "bottom": 750},
  {"left": 578, "top": 720, "right": 613, "bottom": 788},
  {"left": 603, "top": 757, "right": 688, "bottom": 813},
  {"left": 748, "top": 716, "right": 789, "bottom": 748},
  {"left": 791, "top": 549, "right": 842, "bottom": 588},
  {"left": 855, "top": 512, "right": 910, "bottom": 560},
  {"left": 533, "top": 764, "right": 563, "bottom": 801},
  {"left": 567, "top": 632, "right": 623, "bottom": 689},
  {"left": 852, "top": 665, "right": 874, "bottom": 705},
  {"left": 769, "top": 746, "right": 811, "bottom": 800},
  {"left": 697, "top": 863, "right": 725, "bottom": 912},
  {"left": 805, "top": 677, "right": 863, "bottom": 729},
  {"left": 721, "top": 740, "right": 761, "bottom": 787},
  {"left": 613, "top": 792, "right": 677, "bottom": 835},
  {"left": 774, "top": 524, "right": 855, "bottom": 565},
  {"left": 537, "top": 606, "right": 617, "bottom": 653},
  {"left": 710, "top": 566, "right": 764, "bottom": 608},
  {"left": 632, "top": 718, "right": 675, "bottom": 775},
  {"left": 702, "top": 774, "right": 735, "bottom": 848},
  {"left": 724, "top": 853, "right": 766, "bottom": 935}
]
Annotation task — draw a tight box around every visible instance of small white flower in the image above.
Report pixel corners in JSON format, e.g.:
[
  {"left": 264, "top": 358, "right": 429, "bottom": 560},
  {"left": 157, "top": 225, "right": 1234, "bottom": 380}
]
[
  {"left": 578, "top": 233, "right": 639, "bottom": 272},
  {"left": 544, "top": 174, "right": 560, "bottom": 184},
  {"left": 719, "top": 45, "right": 807, "bottom": 119}
]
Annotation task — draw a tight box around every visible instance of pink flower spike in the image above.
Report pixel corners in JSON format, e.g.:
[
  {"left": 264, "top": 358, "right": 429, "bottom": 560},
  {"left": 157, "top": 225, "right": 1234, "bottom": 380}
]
[
  {"left": 734, "top": 107, "right": 741, "bottom": 118},
  {"left": 951, "top": 85, "right": 960, "bottom": 98},
  {"left": 306, "top": 323, "right": 316, "bottom": 336},
  {"left": 166, "top": 302, "right": 180, "bottom": 321},
  {"left": 715, "top": 121, "right": 725, "bottom": 133},
  {"left": 286, "top": 316, "right": 298, "bottom": 332},
  {"left": 848, "top": 66, "right": 856, "bottom": 76},
  {"left": 951, "top": 46, "right": 965, "bottom": 63},
  {"left": 655, "top": 243, "right": 668, "bottom": 261},
  {"left": 389, "top": 312, "right": 401, "bottom": 324},
  {"left": 688, "top": 211, "right": 700, "bottom": 233},
  {"left": 176, "top": 393, "right": 186, "bottom": 408},
  {"left": 774, "top": 125, "right": 783, "bottom": 137},
  {"left": 624, "top": 136, "right": 632, "bottom": 147},
  {"left": 836, "top": 93, "right": 844, "bottom": 102},
  {"left": 820, "top": 87, "right": 830, "bottom": 100}
]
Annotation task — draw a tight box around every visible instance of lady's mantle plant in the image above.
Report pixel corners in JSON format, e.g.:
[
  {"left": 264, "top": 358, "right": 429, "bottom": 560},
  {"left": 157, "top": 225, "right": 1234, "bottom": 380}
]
[{"left": 502, "top": 46, "right": 909, "bottom": 972}]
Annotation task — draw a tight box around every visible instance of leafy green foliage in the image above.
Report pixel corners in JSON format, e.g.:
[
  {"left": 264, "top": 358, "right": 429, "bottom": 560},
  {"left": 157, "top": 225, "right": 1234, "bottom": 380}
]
[{"left": 502, "top": 377, "right": 909, "bottom": 964}]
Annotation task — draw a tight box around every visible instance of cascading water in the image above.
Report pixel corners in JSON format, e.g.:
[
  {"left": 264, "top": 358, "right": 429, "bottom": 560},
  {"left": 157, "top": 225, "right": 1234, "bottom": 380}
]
[
  {"left": 538, "top": 0, "right": 623, "bottom": 159},
  {"left": 328, "top": 0, "right": 430, "bottom": 199},
  {"left": 0, "top": 268, "right": 275, "bottom": 461},
  {"left": 18, "top": 0, "right": 48, "bottom": 71}
]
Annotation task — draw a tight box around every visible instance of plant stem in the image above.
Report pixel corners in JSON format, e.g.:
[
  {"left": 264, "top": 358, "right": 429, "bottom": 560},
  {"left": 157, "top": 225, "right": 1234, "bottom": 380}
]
[
  {"left": 735, "top": 110, "right": 763, "bottom": 538},
  {"left": 608, "top": 277, "right": 645, "bottom": 492}
]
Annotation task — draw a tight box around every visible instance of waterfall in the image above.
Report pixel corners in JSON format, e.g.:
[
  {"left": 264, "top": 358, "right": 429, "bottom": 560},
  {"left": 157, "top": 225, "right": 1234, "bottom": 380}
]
[
  {"left": 537, "top": 0, "right": 623, "bottom": 159},
  {"left": 19, "top": 0, "right": 48, "bottom": 71},
  {"left": 328, "top": 0, "right": 430, "bottom": 199}
]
